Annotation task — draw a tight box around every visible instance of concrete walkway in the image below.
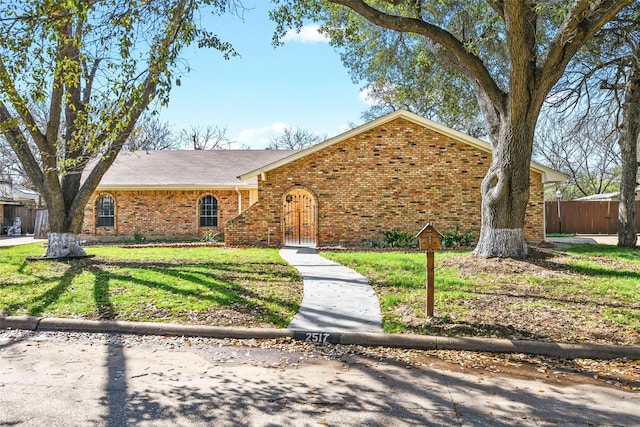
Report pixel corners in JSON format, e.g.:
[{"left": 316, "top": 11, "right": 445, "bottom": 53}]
[
  {"left": 0, "top": 236, "right": 46, "bottom": 247},
  {"left": 280, "top": 247, "right": 383, "bottom": 333},
  {"left": 546, "top": 234, "right": 621, "bottom": 246}
]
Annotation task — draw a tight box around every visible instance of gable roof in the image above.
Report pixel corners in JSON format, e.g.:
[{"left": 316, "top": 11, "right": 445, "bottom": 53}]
[
  {"left": 0, "top": 181, "right": 40, "bottom": 205},
  {"left": 92, "top": 150, "right": 297, "bottom": 191},
  {"left": 238, "top": 110, "right": 567, "bottom": 184}
]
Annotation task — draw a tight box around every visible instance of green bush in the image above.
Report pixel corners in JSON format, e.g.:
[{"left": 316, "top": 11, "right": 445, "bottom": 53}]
[
  {"left": 383, "top": 230, "right": 416, "bottom": 248},
  {"left": 133, "top": 232, "right": 146, "bottom": 243},
  {"left": 441, "top": 225, "right": 473, "bottom": 248},
  {"left": 362, "top": 239, "right": 388, "bottom": 248}
]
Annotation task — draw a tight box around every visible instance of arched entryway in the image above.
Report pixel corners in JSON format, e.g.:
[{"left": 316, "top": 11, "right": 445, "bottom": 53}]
[{"left": 283, "top": 188, "right": 316, "bottom": 247}]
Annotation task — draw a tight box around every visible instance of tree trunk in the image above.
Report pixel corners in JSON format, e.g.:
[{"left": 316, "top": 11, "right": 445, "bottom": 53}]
[
  {"left": 473, "top": 117, "right": 535, "bottom": 258},
  {"left": 42, "top": 180, "right": 90, "bottom": 258},
  {"left": 617, "top": 65, "right": 640, "bottom": 248},
  {"left": 45, "top": 232, "right": 87, "bottom": 258}
]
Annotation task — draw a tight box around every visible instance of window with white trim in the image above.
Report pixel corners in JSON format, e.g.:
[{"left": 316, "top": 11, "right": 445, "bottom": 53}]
[
  {"left": 199, "top": 195, "right": 218, "bottom": 227},
  {"left": 96, "top": 194, "right": 115, "bottom": 227}
]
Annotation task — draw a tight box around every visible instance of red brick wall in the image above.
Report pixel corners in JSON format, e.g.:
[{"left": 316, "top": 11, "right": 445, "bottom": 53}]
[
  {"left": 225, "top": 117, "right": 545, "bottom": 246},
  {"left": 82, "top": 189, "right": 251, "bottom": 240},
  {"left": 526, "top": 172, "right": 545, "bottom": 242},
  {"left": 223, "top": 191, "right": 282, "bottom": 247}
]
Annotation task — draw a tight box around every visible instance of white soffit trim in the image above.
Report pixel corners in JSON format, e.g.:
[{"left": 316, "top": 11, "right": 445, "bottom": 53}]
[
  {"left": 95, "top": 184, "right": 257, "bottom": 191},
  {"left": 238, "top": 109, "right": 567, "bottom": 184}
]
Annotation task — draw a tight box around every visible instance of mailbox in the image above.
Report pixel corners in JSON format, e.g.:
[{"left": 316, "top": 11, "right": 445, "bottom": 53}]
[
  {"left": 416, "top": 222, "right": 442, "bottom": 251},
  {"left": 416, "top": 222, "right": 442, "bottom": 318}
]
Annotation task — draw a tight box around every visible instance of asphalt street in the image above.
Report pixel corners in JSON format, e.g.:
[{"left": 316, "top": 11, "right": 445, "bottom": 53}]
[{"left": 2, "top": 330, "right": 639, "bottom": 427}]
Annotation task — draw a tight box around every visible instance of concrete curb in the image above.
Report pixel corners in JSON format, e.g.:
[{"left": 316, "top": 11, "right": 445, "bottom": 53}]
[
  {"left": 37, "top": 317, "right": 293, "bottom": 340},
  {"left": 2, "top": 315, "right": 639, "bottom": 360}
]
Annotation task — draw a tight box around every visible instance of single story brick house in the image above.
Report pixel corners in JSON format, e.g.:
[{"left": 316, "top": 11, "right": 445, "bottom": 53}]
[
  {"left": 83, "top": 110, "right": 565, "bottom": 245},
  {"left": 225, "top": 110, "right": 565, "bottom": 247},
  {"left": 81, "top": 150, "right": 295, "bottom": 240}
]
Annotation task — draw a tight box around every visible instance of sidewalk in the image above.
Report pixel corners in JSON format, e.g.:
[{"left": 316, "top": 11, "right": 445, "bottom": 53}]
[
  {"left": 546, "top": 234, "right": 640, "bottom": 246},
  {"left": 0, "top": 236, "right": 46, "bottom": 247},
  {"left": 280, "top": 247, "right": 383, "bottom": 333}
]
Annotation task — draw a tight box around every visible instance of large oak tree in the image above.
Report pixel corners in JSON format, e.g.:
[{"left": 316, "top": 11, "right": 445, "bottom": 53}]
[
  {"left": 0, "top": 0, "right": 238, "bottom": 257},
  {"left": 272, "top": 0, "right": 633, "bottom": 257}
]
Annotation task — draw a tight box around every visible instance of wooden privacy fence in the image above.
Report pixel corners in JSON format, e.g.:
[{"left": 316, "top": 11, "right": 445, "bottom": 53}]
[
  {"left": 545, "top": 200, "right": 640, "bottom": 234},
  {"left": 34, "top": 209, "right": 49, "bottom": 239}
]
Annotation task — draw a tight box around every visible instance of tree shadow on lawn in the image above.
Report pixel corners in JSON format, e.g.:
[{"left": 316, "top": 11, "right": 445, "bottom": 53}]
[
  {"left": 435, "top": 249, "right": 640, "bottom": 283},
  {"left": 467, "top": 289, "right": 640, "bottom": 310},
  {"left": 4, "top": 258, "right": 301, "bottom": 327},
  {"left": 3, "top": 262, "right": 85, "bottom": 317},
  {"left": 95, "top": 260, "right": 301, "bottom": 326},
  {"left": 522, "top": 250, "right": 640, "bottom": 280}
]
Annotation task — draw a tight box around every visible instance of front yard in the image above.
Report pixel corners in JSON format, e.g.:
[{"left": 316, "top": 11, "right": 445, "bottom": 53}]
[
  {"left": 322, "top": 245, "right": 640, "bottom": 345},
  {"left": 0, "top": 244, "right": 302, "bottom": 328},
  {"left": 1, "top": 242, "right": 639, "bottom": 346}
]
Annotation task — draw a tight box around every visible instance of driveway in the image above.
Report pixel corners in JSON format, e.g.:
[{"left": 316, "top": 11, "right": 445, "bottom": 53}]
[{"left": 546, "top": 234, "right": 629, "bottom": 246}]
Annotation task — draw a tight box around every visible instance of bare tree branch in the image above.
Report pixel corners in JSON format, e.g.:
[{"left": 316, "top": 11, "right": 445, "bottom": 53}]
[
  {"left": 268, "top": 127, "right": 326, "bottom": 150},
  {"left": 180, "top": 125, "right": 233, "bottom": 150}
]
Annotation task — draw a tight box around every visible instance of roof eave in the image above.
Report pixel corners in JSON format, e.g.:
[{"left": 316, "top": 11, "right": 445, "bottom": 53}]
[
  {"left": 96, "top": 183, "right": 257, "bottom": 192},
  {"left": 533, "top": 166, "right": 568, "bottom": 184}
]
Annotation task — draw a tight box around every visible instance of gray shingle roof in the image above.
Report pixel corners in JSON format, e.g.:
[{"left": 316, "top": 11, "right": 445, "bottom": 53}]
[{"left": 92, "top": 150, "right": 297, "bottom": 189}]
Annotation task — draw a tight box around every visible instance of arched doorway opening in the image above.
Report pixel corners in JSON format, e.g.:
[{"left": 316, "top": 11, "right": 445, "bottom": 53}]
[{"left": 283, "top": 188, "right": 316, "bottom": 247}]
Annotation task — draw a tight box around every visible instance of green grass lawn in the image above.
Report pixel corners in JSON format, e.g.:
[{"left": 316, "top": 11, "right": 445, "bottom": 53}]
[
  {"left": 0, "top": 243, "right": 302, "bottom": 327},
  {"left": 321, "top": 245, "right": 640, "bottom": 345},
  {"left": 2, "top": 241, "right": 639, "bottom": 345}
]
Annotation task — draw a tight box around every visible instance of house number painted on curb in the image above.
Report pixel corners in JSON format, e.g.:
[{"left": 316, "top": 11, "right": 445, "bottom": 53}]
[{"left": 305, "top": 332, "right": 331, "bottom": 343}]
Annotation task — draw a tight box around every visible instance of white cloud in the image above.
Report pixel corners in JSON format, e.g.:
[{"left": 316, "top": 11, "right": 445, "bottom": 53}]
[
  {"left": 231, "top": 122, "right": 348, "bottom": 149},
  {"left": 358, "top": 87, "right": 378, "bottom": 106},
  {"left": 231, "top": 122, "right": 288, "bottom": 149},
  {"left": 282, "top": 25, "right": 329, "bottom": 44}
]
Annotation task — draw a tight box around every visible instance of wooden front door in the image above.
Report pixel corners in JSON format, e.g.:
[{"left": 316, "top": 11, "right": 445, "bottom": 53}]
[{"left": 283, "top": 189, "right": 316, "bottom": 247}]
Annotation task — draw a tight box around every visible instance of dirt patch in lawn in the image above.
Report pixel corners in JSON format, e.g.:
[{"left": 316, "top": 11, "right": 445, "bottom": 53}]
[{"left": 391, "top": 248, "right": 640, "bottom": 346}]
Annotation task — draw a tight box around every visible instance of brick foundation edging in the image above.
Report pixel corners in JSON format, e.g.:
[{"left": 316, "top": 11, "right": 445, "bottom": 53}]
[{"left": 2, "top": 316, "right": 639, "bottom": 360}]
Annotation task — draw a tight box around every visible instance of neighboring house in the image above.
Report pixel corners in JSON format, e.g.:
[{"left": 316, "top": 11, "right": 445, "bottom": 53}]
[
  {"left": 573, "top": 187, "right": 640, "bottom": 201},
  {"left": 0, "top": 180, "right": 42, "bottom": 235},
  {"left": 81, "top": 150, "right": 296, "bottom": 240},
  {"left": 83, "top": 110, "right": 565, "bottom": 246}
]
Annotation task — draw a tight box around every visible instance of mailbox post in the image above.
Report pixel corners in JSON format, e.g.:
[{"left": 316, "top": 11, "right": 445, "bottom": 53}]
[{"left": 416, "top": 223, "right": 443, "bottom": 318}]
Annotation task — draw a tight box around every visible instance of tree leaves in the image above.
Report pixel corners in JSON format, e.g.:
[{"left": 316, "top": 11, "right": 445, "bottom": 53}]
[{"left": 0, "top": 0, "right": 242, "bottom": 241}]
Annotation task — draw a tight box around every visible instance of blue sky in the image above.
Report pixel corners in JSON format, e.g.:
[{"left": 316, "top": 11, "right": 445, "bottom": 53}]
[{"left": 158, "top": 1, "right": 372, "bottom": 149}]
